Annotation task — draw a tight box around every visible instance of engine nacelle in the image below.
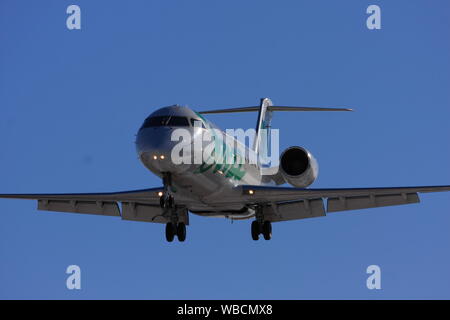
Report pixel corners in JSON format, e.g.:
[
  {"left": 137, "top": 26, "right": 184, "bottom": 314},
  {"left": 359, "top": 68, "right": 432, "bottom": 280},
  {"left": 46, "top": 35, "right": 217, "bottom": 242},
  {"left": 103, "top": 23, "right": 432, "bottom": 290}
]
[{"left": 279, "top": 146, "right": 319, "bottom": 188}]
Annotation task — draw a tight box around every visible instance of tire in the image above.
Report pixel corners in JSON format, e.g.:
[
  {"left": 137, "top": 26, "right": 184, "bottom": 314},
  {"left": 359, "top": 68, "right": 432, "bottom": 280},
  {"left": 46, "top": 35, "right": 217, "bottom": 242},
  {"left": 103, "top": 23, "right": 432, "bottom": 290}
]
[
  {"left": 251, "top": 220, "right": 259, "bottom": 241},
  {"left": 165, "top": 223, "right": 175, "bottom": 242},
  {"left": 262, "top": 221, "right": 272, "bottom": 240},
  {"left": 177, "top": 222, "right": 186, "bottom": 242}
]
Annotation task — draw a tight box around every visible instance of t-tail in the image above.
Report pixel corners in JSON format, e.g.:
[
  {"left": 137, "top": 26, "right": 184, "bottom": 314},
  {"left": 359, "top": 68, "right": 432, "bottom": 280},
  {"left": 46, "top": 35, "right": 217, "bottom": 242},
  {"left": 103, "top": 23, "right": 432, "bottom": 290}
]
[{"left": 199, "top": 97, "right": 353, "bottom": 167}]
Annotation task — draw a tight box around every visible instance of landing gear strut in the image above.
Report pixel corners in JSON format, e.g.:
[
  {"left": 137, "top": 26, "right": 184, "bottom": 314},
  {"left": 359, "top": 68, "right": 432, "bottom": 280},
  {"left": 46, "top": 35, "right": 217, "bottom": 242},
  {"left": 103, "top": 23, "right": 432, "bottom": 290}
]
[
  {"left": 160, "top": 172, "right": 174, "bottom": 209},
  {"left": 160, "top": 194, "right": 174, "bottom": 209}
]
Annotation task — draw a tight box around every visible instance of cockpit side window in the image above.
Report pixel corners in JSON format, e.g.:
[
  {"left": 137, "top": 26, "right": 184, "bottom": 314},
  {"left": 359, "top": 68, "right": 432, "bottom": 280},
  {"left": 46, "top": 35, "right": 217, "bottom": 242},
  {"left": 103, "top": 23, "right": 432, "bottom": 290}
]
[
  {"left": 142, "top": 116, "right": 189, "bottom": 128},
  {"left": 190, "top": 118, "right": 206, "bottom": 128},
  {"left": 144, "top": 116, "right": 169, "bottom": 127}
]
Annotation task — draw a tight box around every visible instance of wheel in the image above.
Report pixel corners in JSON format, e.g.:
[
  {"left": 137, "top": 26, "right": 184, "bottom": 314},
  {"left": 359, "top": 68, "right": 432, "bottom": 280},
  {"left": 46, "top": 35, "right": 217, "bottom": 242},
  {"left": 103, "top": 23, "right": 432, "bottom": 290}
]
[
  {"left": 159, "top": 196, "right": 165, "bottom": 208},
  {"left": 251, "top": 220, "right": 260, "bottom": 241},
  {"left": 177, "top": 222, "right": 186, "bottom": 242},
  {"left": 262, "top": 221, "right": 272, "bottom": 240},
  {"left": 165, "top": 223, "right": 175, "bottom": 242}
]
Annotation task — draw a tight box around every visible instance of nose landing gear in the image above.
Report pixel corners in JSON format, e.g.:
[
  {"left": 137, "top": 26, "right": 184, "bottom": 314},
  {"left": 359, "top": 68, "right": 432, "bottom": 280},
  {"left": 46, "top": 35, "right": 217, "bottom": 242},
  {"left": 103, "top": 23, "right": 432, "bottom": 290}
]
[
  {"left": 161, "top": 172, "right": 188, "bottom": 242},
  {"left": 160, "top": 172, "right": 174, "bottom": 209}
]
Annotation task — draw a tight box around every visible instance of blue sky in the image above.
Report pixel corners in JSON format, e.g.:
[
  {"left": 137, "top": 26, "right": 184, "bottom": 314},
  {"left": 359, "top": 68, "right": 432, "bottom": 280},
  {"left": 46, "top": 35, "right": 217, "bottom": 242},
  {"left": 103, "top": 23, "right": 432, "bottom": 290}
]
[{"left": 1, "top": 0, "right": 449, "bottom": 299}]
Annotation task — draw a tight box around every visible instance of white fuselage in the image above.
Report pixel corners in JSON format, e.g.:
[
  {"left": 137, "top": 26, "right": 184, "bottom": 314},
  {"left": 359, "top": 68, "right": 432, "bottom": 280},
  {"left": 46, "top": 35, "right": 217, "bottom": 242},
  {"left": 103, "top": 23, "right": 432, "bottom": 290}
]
[{"left": 135, "top": 105, "right": 266, "bottom": 218}]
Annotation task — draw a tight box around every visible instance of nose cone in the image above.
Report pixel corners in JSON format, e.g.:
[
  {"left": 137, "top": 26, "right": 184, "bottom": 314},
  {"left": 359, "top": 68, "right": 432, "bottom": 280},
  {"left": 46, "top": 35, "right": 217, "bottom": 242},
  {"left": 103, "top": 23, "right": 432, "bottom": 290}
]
[{"left": 136, "top": 127, "right": 191, "bottom": 174}]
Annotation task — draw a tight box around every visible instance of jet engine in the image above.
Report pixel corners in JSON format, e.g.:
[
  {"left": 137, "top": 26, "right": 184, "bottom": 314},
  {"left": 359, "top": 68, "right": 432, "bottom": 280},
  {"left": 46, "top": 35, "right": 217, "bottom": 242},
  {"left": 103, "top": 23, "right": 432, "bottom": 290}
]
[{"left": 279, "top": 146, "right": 319, "bottom": 188}]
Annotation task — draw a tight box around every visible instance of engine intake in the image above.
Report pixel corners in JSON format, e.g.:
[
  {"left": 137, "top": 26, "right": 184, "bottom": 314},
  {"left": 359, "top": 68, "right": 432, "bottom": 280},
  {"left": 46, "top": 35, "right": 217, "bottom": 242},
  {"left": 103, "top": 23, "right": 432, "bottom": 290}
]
[{"left": 279, "top": 146, "right": 318, "bottom": 187}]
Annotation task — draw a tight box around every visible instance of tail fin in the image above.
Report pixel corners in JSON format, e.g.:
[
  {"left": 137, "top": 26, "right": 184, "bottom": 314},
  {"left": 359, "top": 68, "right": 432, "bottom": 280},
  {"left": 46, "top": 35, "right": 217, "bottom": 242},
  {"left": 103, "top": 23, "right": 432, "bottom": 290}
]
[
  {"left": 254, "top": 98, "right": 273, "bottom": 158},
  {"left": 199, "top": 98, "right": 353, "bottom": 158}
]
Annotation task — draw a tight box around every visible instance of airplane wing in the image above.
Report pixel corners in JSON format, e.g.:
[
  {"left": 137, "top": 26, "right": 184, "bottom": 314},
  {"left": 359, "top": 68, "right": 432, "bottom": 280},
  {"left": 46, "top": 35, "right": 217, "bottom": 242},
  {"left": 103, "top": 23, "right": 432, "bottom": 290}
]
[
  {"left": 2, "top": 185, "right": 449, "bottom": 224},
  {"left": 236, "top": 185, "right": 450, "bottom": 222},
  {"left": 0, "top": 187, "right": 184, "bottom": 224}
]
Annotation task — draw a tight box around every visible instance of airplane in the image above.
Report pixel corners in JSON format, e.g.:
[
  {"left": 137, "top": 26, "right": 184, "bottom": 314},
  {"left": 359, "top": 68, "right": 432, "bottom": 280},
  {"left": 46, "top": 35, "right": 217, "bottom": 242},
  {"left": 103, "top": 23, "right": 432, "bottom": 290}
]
[{"left": 1, "top": 97, "right": 449, "bottom": 242}]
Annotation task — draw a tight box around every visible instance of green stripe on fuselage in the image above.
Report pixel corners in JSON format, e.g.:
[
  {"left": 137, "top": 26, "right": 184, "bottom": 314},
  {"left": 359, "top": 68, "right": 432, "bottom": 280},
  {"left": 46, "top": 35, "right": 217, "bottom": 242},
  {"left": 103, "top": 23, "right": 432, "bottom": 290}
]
[{"left": 194, "top": 112, "right": 246, "bottom": 181}]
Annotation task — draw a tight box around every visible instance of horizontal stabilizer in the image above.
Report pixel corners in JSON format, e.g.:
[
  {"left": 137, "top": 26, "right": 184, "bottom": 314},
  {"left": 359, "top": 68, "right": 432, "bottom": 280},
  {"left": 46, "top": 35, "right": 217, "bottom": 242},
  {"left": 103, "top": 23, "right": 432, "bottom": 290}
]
[{"left": 199, "top": 105, "right": 353, "bottom": 114}]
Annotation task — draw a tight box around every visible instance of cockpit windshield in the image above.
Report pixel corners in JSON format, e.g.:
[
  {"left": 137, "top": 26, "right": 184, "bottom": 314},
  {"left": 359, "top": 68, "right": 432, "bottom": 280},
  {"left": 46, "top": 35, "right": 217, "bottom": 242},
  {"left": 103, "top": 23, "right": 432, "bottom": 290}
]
[{"left": 142, "top": 116, "right": 190, "bottom": 128}]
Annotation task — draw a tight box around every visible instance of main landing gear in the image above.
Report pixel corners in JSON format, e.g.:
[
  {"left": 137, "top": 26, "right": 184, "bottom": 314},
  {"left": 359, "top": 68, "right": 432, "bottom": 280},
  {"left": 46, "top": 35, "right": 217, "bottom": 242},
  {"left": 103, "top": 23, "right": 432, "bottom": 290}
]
[
  {"left": 165, "top": 222, "right": 186, "bottom": 242},
  {"left": 251, "top": 206, "right": 272, "bottom": 240},
  {"left": 160, "top": 194, "right": 174, "bottom": 209},
  {"left": 251, "top": 220, "right": 272, "bottom": 240}
]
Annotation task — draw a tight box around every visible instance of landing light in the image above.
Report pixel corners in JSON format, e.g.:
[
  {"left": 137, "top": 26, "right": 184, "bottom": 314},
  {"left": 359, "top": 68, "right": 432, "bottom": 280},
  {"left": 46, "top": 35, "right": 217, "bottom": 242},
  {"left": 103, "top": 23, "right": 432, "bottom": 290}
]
[
  {"left": 157, "top": 191, "right": 163, "bottom": 197},
  {"left": 152, "top": 155, "right": 158, "bottom": 160},
  {"left": 160, "top": 155, "right": 165, "bottom": 160},
  {"left": 248, "top": 190, "right": 254, "bottom": 195}
]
